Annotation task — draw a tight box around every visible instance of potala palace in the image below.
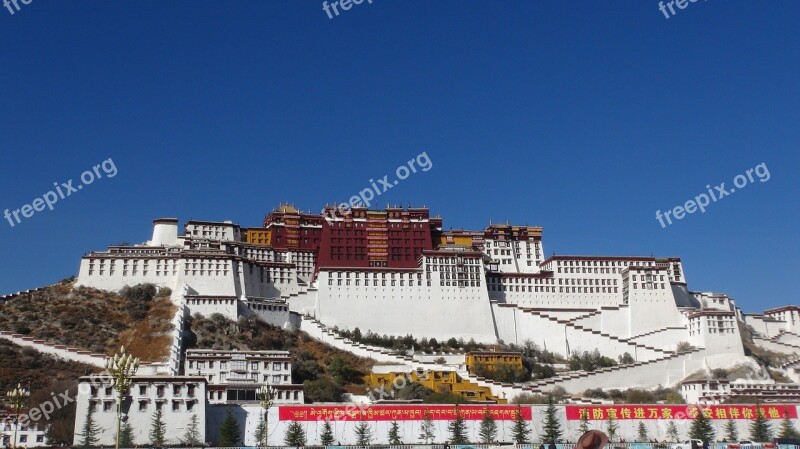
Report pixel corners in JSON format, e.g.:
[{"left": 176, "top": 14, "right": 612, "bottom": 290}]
[{"left": 38, "top": 203, "right": 799, "bottom": 446}]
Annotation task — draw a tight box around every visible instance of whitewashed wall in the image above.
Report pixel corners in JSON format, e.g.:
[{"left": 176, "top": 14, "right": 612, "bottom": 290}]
[
  {"left": 206, "top": 404, "right": 800, "bottom": 446},
  {"left": 313, "top": 271, "right": 497, "bottom": 343}
]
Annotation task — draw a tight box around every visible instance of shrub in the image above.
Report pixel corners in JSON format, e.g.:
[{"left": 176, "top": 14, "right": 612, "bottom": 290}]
[
  {"left": 121, "top": 284, "right": 157, "bottom": 320},
  {"left": 303, "top": 378, "right": 345, "bottom": 403}
]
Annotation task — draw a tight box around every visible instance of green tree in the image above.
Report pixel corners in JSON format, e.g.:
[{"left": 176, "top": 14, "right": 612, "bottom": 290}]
[
  {"left": 667, "top": 421, "right": 680, "bottom": 442},
  {"left": 511, "top": 405, "right": 532, "bottom": 444},
  {"left": 579, "top": 409, "right": 590, "bottom": 434},
  {"left": 304, "top": 378, "right": 346, "bottom": 403},
  {"left": 689, "top": 407, "right": 715, "bottom": 443},
  {"left": 778, "top": 413, "right": 800, "bottom": 439},
  {"left": 183, "top": 414, "right": 203, "bottom": 447},
  {"left": 388, "top": 421, "right": 402, "bottom": 445},
  {"left": 419, "top": 409, "right": 435, "bottom": 443},
  {"left": 606, "top": 416, "right": 619, "bottom": 442},
  {"left": 749, "top": 403, "right": 772, "bottom": 442},
  {"left": 320, "top": 420, "right": 335, "bottom": 446},
  {"left": 284, "top": 421, "right": 306, "bottom": 446},
  {"left": 637, "top": 421, "right": 648, "bottom": 442},
  {"left": 724, "top": 419, "right": 739, "bottom": 442},
  {"left": 478, "top": 408, "right": 498, "bottom": 443},
  {"left": 328, "top": 356, "right": 356, "bottom": 384},
  {"left": 542, "top": 398, "right": 563, "bottom": 443},
  {"left": 354, "top": 420, "right": 374, "bottom": 446},
  {"left": 119, "top": 422, "right": 135, "bottom": 448},
  {"left": 219, "top": 408, "right": 242, "bottom": 447},
  {"left": 149, "top": 409, "right": 167, "bottom": 447},
  {"left": 254, "top": 415, "right": 268, "bottom": 448},
  {"left": 448, "top": 405, "right": 468, "bottom": 444},
  {"left": 78, "top": 405, "right": 100, "bottom": 448}
]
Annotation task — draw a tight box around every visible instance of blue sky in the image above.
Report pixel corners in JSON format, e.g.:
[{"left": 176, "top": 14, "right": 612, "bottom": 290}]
[{"left": 0, "top": 1, "right": 797, "bottom": 312}]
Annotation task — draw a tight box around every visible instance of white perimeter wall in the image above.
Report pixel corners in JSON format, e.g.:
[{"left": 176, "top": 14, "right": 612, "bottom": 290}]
[{"left": 206, "top": 404, "right": 800, "bottom": 446}]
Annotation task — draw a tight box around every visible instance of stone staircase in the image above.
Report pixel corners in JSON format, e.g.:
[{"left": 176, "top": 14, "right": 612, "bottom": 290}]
[
  {"left": 299, "top": 315, "right": 444, "bottom": 369},
  {"left": 0, "top": 287, "right": 46, "bottom": 304},
  {"left": 526, "top": 347, "right": 701, "bottom": 391},
  {"left": 299, "top": 312, "right": 707, "bottom": 403},
  {"left": 627, "top": 326, "right": 688, "bottom": 342},
  {"left": 280, "top": 282, "right": 316, "bottom": 300},
  {"left": 0, "top": 330, "right": 169, "bottom": 373},
  {"left": 520, "top": 307, "right": 674, "bottom": 357},
  {"left": 460, "top": 346, "right": 703, "bottom": 401},
  {"left": 753, "top": 334, "right": 800, "bottom": 355}
]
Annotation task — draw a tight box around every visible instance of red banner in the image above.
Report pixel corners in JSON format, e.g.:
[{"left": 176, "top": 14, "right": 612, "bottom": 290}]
[
  {"left": 279, "top": 405, "right": 532, "bottom": 422},
  {"left": 565, "top": 405, "right": 798, "bottom": 421}
]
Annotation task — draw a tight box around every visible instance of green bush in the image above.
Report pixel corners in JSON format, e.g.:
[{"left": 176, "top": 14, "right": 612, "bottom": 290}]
[{"left": 121, "top": 284, "right": 157, "bottom": 320}]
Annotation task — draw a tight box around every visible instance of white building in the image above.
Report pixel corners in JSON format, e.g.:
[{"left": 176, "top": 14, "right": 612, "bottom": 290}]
[
  {"left": 681, "top": 379, "right": 800, "bottom": 405},
  {"left": 72, "top": 375, "right": 207, "bottom": 447},
  {"left": 185, "top": 349, "right": 304, "bottom": 405},
  {"left": 1, "top": 410, "right": 47, "bottom": 448}
]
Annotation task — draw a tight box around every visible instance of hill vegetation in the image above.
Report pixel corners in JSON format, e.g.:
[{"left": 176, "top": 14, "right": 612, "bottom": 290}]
[
  {"left": 0, "top": 340, "right": 99, "bottom": 445},
  {"left": 0, "top": 280, "right": 176, "bottom": 362}
]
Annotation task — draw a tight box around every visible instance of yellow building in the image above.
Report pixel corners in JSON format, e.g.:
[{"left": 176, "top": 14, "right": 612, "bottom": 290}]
[
  {"left": 365, "top": 370, "right": 506, "bottom": 404},
  {"left": 465, "top": 351, "right": 524, "bottom": 374},
  {"left": 244, "top": 228, "right": 271, "bottom": 246}
]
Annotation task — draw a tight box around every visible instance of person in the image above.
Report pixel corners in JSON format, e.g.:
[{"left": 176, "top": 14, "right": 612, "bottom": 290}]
[
  {"left": 540, "top": 444, "right": 546, "bottom": 449},
  {"left": 549, "top": 441, "right": 557, "bottom": 449},
  {"left": 444, "top": 441, "right": 451, "bottom": 449}
]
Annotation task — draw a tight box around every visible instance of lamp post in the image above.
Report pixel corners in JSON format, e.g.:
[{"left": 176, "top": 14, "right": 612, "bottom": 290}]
[
  {"left": 107, "top": 346, "right": 140, "bottom": 449},
  {"left": 257, "top": 384, "right": 276, "bottom": 447},
  {"left": 6, "top": 383, "right": 29, "bottom": 449}
]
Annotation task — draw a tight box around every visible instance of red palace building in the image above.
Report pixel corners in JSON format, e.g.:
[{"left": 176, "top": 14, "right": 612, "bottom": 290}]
[{"left": 259, "top": 204, "right": 442, "bottom": 270}]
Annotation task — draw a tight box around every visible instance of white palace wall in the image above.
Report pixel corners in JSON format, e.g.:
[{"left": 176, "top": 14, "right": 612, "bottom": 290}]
[
  {"left": 627, "top": 289, "right": 687, "bottom": 337},
  {"left": 492, "top": 304, "right": 662, "bottom": 360},
  {"left": 313, "top": 270, "right": 497, "bottom": 343}
]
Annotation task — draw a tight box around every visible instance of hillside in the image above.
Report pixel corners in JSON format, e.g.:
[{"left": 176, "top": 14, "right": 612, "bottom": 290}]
[
  {"left": 186, "top": 313, "right": 375, "bottom": 401},
  {"left": 0, "top": 280, "right": 176, "bottom": 362},
  {"left": 0, "top": 340, "right": 99, "bottom": 445}
]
